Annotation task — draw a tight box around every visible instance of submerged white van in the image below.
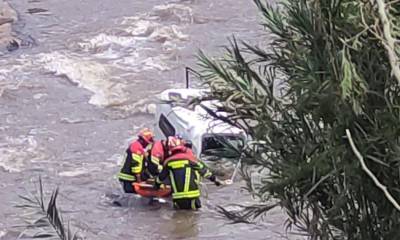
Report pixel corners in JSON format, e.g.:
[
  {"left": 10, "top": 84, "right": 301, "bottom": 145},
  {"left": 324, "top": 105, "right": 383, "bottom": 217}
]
[{"left": 153, "top": 87, "right": 246, "bottom": 160}]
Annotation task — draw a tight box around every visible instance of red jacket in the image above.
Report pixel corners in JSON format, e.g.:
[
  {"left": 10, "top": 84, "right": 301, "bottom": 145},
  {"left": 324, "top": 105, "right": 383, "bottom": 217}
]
[
  {"left": 118, "top": 140, "right": 146, "bottom": 182},
  {"left": 163, "top": 147, "right": 197, "bottom": 166},
  {"left": 130, "top": 141, "right": 145, "bottom": 154},
  {"left": 129, "top": 141, "right": 146, "bottom": 174},
  {"left": 151, "top": 141, "right": 166, "bottom": 163},
  {"left": 149, "top": 140, "right": 167, "bottom": 173}
]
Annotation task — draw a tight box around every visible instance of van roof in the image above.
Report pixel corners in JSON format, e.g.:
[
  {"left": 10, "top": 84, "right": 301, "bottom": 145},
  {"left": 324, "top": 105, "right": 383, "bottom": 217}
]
[
  {"left": 157, "top": 88, "right": 244, "bottom": 136},
  {"left": 159, "top": 88, "right": 209, "bottom": 102}
]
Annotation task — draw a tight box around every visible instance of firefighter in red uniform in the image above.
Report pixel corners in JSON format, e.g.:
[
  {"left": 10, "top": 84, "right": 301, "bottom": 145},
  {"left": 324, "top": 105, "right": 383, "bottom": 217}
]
[
  {"left": 148, "top": 136, "right": 194, "bottom": 176},
  {"left": 155, "top": 137, "right": 222, "bottom": 210},
  {"left": 147, "top": 139, "right": 169, "bottom": 176},
  {"left": 118, "top": 128, "right": 154, "bottom": 193}
]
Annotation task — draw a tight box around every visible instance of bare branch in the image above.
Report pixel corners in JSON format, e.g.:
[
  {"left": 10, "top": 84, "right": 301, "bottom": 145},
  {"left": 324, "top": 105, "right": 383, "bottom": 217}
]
[
  {"left": 375, "top": 0, "right": 400, "bottom": 85},
  {"left": 346, "top": 129, "right": 400, "bottom": 211},
  {"left": 387, "top": 0, "right": 400, "bottom": 6}
]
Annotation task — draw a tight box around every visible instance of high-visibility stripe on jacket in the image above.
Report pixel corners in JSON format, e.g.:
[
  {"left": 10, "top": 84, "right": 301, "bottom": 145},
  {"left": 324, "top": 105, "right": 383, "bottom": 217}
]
[
  {"left": 118, "top": 140, "right": 145, "bottom": 182},
  {"left": 130, "top": 141, "right": 145, "bottom": 174},
  {"left": 157, "top": 149, "right": 213, "bottom": 200},
  {"left": 150, "top": 140, "right": 167, "bottom": 172}
]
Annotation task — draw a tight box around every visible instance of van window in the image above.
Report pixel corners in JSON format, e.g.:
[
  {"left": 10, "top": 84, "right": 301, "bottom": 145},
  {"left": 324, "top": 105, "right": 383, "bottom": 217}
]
[
  {"left": 159, "top": 114, "right": 176, "bottom": 137},
  {"left": 201, "top": 134, "right": 244, "bottom": 158}
]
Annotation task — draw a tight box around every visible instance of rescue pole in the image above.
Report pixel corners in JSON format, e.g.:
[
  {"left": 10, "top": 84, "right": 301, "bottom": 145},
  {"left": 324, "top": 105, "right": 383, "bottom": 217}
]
[{"left": 224, "top": 155, "right": 242, "bottom": 185}]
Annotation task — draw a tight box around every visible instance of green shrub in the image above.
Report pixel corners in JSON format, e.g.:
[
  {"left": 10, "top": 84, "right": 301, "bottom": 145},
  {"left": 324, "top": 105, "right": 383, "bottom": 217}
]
[{"left": 199, "top": 0, "right": 400, "bottom": 239}]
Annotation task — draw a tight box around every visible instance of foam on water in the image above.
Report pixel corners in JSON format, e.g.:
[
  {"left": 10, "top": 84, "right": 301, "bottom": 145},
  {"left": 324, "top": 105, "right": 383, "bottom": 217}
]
[
  {"left": 140, "top": 57, "right": 170, "bottom": 71},
  {"left": 0, "top": 3, "right": 193, "bottom": 108},
  {"left": 0, "top": 2, "right": 194, "bottom": 114},
  {"left": 0, "top": 57, "right": 34, "bottom": 97},
  {"left": 115, "top": 98, "right": 158, "bottom": 115},
  {"left": 29, "top": 3, "right": 193, "bottom": 109},
  {"left": 151, "top": 4, "right": 194, "bottom": 24},
  {"left": 148, "top": 25, "right": 188, "bottom": 43},
  {"left": 77, "top": 33, "right": 138, "bottom": 52},
  {"left": 0, "top": 70, "right": 24, "bottom": 97},
  {"left": 110, "top": 52, "right": 171, "bottom": 73},
  {"left": 0, "top": 135, "right": 46, "bottom": 172},
  {"left": 58, "top": 168, "right": 89, "bottom": 177},
  {"left": 122, "top": 19, "right": 156, "bottom": 37},
  {"left": 37, "top": 51, "right": 128, "bottom": 106},
  {"left": 122, "top": 17, "right": 188, "bottom": 43}
]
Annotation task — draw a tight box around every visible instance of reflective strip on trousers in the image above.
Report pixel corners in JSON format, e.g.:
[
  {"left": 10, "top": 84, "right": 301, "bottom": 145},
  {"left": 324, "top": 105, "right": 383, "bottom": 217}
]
[
  {"left": 170, "top": 171, "right": 178, "bottom": 193},
  {"left": 191, "top": 199, "right": 196, "bottom": 210},
  {"left": 172, "top": 190, "right": 200, "bottom": 199}
]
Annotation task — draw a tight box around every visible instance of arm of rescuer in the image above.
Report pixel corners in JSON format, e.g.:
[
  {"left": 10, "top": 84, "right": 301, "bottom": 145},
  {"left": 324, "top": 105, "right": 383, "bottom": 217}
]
[
  {"left": 153, "top": 164, "right": 169, "bottom": 189},
  {"left": 191, "top": 159, "right": 222, "bottom": 186},
  {"left": 154, "top": 157, "right": 222, "bottom": 188},
  {"left": 150, "top": 141, "right": 164, "bottom": 174},
  {"left": 131, "top": 147, "right": 145, "bottom": 182}
]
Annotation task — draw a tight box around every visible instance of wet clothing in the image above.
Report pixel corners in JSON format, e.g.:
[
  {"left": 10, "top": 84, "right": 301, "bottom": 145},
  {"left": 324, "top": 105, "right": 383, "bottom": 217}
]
[
  {"left": 156, "top": 147, "right": 215, "bottom": 210},
  {"left": 147, "top": 140, "right": 168, "bottom": 176},
  {"left": 118, "top": 140, "right": 148, "bottom": 193},
  {"left": 120, "top": 179, "right": 135, "bottom": 193},
  {"left": 174, "top": 198, "right": 201, "bottom": 210}
]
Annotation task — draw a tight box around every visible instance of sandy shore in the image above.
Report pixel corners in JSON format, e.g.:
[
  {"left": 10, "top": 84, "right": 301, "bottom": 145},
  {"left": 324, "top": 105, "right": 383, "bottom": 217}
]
[{"left": 0, "top": 0, "right": 20, "bottom": 52}]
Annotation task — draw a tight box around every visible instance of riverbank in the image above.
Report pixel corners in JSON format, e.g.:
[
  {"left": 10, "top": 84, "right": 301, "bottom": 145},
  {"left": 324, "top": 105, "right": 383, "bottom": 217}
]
[{"left": 0, "top": 0, "right": 19, "bottom": 52}]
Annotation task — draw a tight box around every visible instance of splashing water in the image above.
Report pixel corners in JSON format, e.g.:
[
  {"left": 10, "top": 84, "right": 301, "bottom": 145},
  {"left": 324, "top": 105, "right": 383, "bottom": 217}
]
[
  {"left": 0, "top": 135, "right": 47, "bottom": 172},
  {"left": 37, "top": 51, "right": 128, "bottom": 106}
]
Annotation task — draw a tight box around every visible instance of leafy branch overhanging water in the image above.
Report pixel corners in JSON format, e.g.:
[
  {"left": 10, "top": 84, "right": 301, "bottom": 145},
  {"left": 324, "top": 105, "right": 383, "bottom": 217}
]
[
  {"left": 198, "top": 0, "right": 400, "bottom": 239},
  {"left": 15, "top": 177, "right": 80, "bottom": 240}
]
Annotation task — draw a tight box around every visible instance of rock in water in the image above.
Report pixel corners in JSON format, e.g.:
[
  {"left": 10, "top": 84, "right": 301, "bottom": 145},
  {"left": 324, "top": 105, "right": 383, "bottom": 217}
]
[
  {"left": 0, "top": 0, "right": 21, "bottom": 52},
  {"left": 0, "top": 17, "right": 13, "bottom": 25}
]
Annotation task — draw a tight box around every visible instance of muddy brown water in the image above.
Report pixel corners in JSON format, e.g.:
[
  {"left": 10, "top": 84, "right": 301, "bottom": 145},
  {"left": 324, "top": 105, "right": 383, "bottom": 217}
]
[{"left": 0, "top": 0, "right": 303, "bottom": 239}]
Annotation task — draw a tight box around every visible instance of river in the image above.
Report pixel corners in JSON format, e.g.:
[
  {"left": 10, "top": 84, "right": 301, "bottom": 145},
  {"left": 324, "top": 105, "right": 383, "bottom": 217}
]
[{"left": 0, "top": 0, "right": 302, "bottom": 239}]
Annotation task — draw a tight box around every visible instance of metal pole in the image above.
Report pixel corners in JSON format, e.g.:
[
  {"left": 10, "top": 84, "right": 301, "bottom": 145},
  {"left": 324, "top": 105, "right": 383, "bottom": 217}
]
[
  {"left": 185, "top": 67, "right": 201, "bottom": 89},
  {"left": 186, "top": 67, "right": 190, "bottom": 88}
]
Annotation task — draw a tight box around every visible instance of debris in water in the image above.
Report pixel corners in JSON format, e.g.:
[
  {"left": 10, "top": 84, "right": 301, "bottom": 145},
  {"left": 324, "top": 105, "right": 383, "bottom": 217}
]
[
  {"left": 6, "top": 39, "right": 19, "bottom": 52},
  {"left": 112, "top": 200, "right": 122, "bottom": 207},
  {"left": 60, "top": 117, "right": 94, "bottom": 124},
  {"left": 26, "top": 8, "right": 49, "bottom": 14}
]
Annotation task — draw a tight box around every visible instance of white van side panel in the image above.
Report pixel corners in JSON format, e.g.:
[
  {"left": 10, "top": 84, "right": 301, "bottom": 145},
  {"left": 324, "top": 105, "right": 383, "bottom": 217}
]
[{"left": 154, "top": 102, "right": 203, "bottom": 158}]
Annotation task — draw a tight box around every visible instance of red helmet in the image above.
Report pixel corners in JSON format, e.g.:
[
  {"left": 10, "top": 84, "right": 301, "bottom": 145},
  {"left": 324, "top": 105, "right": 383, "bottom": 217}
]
[
  {"left": 138, "top": 128, "right": 154, "bottom": 144},
  {"left": 167, "top": 136, "right": 185, "bottom": 153}
]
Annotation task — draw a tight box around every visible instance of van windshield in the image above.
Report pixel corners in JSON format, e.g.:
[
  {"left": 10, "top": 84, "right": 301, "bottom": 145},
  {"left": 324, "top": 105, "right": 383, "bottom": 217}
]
[{"left": 201, "top": 134, "right": 244, "bottom": 158}]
